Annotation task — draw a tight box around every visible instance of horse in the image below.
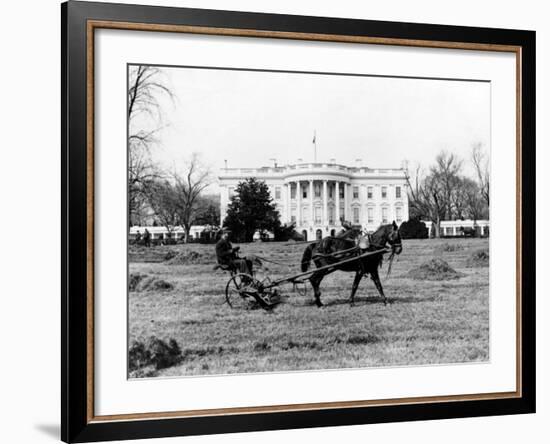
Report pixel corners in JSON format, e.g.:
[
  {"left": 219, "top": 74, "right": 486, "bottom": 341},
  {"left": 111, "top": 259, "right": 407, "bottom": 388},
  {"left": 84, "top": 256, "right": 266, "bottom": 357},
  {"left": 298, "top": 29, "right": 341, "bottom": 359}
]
[{"left": 300, "top": 222, "right": 403, "bottom": 307}]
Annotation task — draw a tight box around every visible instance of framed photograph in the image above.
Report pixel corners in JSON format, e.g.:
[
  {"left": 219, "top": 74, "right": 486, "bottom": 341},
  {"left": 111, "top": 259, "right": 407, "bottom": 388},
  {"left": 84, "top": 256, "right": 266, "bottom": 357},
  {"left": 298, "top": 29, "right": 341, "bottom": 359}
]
[{"left": 61, "top": 1, "right": 535, "bottom": 442}]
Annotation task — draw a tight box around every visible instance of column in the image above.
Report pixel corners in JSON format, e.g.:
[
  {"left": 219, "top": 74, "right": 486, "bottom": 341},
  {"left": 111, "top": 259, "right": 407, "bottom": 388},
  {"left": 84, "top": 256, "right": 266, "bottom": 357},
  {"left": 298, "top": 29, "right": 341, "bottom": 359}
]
[
  {"left": 323, "top": 180, "right": 328, "bottom": 226},
  {"left": 335, "top": 181, "right": 340, "bottom": 223},
  {"left": 296, "top": 181, "right": 301, "bottom": 226},
  {"left": 343, "top": 183, "right": 348, "bottom": 221},
  {"left": 309, "top": 180, "right": 314, "bottom": 225},
  {"left": 287, "top": 183, "right": 292, "bottom": 224}
]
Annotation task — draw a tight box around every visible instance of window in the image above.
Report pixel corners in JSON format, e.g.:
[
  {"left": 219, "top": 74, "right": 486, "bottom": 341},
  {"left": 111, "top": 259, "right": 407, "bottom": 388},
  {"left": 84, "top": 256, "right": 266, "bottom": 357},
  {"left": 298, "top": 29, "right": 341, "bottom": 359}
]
[
  {"left": 228, "top": 187, "right": 234, "bottom": 198},
  {"left": 314, "top": 183, "right": 321, "bottom": 198},
  {"left": 396, "top": 206, "right": 403, "bottom": 223},
  {"left": 302, "top": 208, "right": 308, "bottom": 223},
  {"left": 291, "top": 185, "right": 296, "bottom": 199},
  {"left": 303, "top": 186, "right": 307, "bottom": 199},
  {"left": 368, "top": 207, "right": 374, "bottom": 224},
  {"left": 367, "top": 187, "right": 373, "bottom": 199},
  {"left": 381, "top": 187, "right": 387, "bottom": 199},
  {"left": 329, "top": 185, "right": 334, "bottom": 199},
  {"left": 445, "top": 227, "right": 453, "bottom": 236},
  {"left": 275, "top": 186, "right": 281, "bottom": 200},
  {"left": 339, "top": 186, "right": 344, "bottom": 199},
  {"left": 329, "top": 207, "right": 334, "bottom": 224},
  {"left": 382, "top": 207, "right": 388, "bottom": 223},
  {"left": 396, "top": 186, "right": 401, "bottom": 199},
  {"left": 353, "top": 207, "right": 360, "bottom": 224},
  {"left": 314, "top": 206, "right": 321, "bottom": 224},
  {"left": 353, "top": 186, "right": 359, "bottom": 199}
]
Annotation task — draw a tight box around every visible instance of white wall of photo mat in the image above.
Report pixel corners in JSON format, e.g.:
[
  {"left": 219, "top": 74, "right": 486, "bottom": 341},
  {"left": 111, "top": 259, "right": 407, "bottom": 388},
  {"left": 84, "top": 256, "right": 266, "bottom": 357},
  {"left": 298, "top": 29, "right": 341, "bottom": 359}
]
[{"left": 95, "top": 24, "right": 516, "bottom": 415}]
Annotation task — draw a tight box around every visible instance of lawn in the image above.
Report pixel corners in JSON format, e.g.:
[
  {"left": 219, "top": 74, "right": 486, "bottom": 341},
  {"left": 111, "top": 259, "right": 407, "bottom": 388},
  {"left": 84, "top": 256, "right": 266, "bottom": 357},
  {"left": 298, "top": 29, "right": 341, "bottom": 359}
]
[{"left": 128, "top": 237, "right": 489, "bottom": 377}]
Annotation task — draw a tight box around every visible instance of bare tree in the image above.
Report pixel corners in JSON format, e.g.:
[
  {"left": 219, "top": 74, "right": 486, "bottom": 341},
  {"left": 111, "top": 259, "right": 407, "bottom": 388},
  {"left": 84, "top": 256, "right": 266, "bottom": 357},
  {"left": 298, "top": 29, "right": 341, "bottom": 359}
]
[
  {"left": 127, "top": 66, "right": 174, "bottom": 226},
  {"left": 472, "top": 142, "right": 490, "bottom": 207},
  {"left": 462, "top": 177, "right": 487, "bottom": 225},
  {"left": 128, "top": 66, "right": 174, "bottom": 121},
  {"left": 173, "top": 154, "right": 213, "bottom": 243},
  {"left": 431, "top": 151, "right": 463, "bottom": 220},
  {"left": 404, "top": 161, "right": 446, "bottom": 238},
  {"left": 450, "top": 176, "right": 469, "bottom": 221},
  {"left": 128, "top": 146, "right": 161, "bottom": 226},
  {"left": 405, "top": 152, "right": 462, "bottom": 237},
  {"left": 143, "top": 179, "right": 180, "bottom": 235}
]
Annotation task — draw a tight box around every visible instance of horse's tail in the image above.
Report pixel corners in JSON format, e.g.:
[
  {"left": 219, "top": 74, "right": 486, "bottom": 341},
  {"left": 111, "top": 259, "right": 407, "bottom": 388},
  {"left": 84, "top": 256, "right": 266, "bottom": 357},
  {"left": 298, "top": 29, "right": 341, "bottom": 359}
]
[{"left": 301, "top": 244, "right": 314, "bottom": 272}]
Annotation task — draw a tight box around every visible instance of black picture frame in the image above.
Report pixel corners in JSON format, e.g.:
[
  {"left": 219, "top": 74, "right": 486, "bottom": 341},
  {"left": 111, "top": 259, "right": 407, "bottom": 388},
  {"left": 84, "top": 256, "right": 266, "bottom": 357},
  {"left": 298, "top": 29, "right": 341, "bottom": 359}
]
[{"left": 61, "top": 1, "right": 536, "bottom": 442}]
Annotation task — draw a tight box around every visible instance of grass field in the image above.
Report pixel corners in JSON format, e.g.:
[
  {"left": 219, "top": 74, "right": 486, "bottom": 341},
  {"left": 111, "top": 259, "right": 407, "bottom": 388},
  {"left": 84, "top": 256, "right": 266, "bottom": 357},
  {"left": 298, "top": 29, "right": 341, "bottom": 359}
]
[{"left": 128, "top": 238, "right": 489, "bottom": 378}]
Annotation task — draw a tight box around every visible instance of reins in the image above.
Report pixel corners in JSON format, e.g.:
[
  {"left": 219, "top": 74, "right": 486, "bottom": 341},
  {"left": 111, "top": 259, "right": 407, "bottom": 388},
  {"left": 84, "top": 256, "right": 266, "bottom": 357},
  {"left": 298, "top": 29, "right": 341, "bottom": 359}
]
[
  {"left": 253, "top": 245, "right": 359, "bottom": 268},
  {"left": 255, "top": 224, "right": 401, "bottom": 276}
]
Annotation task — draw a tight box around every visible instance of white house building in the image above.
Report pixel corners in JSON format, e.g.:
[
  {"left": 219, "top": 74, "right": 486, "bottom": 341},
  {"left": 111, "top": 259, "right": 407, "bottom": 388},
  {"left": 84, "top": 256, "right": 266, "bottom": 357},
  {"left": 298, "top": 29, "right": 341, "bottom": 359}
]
[{"left": 218, "top": 161, "right": 409, "bottom": 241}]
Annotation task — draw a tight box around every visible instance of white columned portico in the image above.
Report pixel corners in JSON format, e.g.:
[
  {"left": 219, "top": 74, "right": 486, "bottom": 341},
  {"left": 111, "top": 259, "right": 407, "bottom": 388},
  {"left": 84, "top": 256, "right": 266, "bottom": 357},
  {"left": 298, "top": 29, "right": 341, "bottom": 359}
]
[
  {"left": 309, "top": 180, "right": 314, "bottom": 225},
  {"left": 323, "top": 180, "right": 328, "bottom": 227},
  {"left": 296, "top": 181, "right": 301, "bottom": 226},
  {"left": 218, "top": 162, "right": 409, "bottom": 233},
  {"left": 335, "top": 181, "right": 340, "bottom": 223}
]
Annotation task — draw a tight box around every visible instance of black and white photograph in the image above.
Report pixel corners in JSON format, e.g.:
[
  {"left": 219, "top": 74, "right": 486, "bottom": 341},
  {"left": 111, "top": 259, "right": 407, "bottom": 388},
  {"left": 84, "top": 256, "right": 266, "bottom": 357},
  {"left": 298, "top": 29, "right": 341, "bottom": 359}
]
[{"left": 127, "top": 64, "right": 491, "bottom": 378}]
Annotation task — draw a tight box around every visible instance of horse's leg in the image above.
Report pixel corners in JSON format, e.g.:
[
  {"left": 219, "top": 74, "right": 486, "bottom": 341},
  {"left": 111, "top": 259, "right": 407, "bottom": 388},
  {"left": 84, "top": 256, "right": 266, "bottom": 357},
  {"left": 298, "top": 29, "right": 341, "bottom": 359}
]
[
  {"left": 370, "top": 268, "right": 387, "bottom": 305},
  {"left": 309, "top": 271, "right": 325, "bottom": 307},
  {"left": 349, "top": 271, "right": 363, "bottom": 306}
]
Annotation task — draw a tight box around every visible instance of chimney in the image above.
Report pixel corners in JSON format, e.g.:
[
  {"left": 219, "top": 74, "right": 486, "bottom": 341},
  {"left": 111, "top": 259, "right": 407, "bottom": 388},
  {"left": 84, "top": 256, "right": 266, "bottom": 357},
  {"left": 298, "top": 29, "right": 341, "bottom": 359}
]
[
  {"left": 224, "top": 159, "right": 228, "bottom": 169},
  {"left": 297, "top": 158, "right": 303, "bottom": 163},
  {"left": 355, "top": 158, "right": 363, "bottom": 166},
  {"left": 330, "top": 158, "right": 336, "bottom": 164}
]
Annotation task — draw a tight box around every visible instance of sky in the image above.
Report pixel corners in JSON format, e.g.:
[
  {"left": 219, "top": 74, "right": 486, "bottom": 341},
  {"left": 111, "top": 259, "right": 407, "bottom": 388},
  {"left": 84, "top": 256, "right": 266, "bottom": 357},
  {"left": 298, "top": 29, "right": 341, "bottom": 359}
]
[{"left": 133, "top": 65, "right": 490, "bottom": 190}]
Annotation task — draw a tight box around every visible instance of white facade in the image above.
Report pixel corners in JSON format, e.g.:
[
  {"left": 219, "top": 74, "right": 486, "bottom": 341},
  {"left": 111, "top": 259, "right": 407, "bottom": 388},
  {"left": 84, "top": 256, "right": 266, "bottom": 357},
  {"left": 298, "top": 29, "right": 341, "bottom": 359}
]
[
  {"left": 219, "top": 162, "right": 409, "bottom": 240},
  {"left": 424, "top": 220, "right": 490, "bottom": 237},
  {"left": 129, "top": 225, "right": 211, "bottom": 241}
]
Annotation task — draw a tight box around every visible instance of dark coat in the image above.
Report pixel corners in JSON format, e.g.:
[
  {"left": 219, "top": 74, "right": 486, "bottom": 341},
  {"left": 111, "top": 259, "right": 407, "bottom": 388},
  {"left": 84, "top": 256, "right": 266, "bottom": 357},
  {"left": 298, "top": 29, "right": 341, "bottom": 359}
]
[{"left": 215, "top": 238, "right": 235, "bottom": 266}]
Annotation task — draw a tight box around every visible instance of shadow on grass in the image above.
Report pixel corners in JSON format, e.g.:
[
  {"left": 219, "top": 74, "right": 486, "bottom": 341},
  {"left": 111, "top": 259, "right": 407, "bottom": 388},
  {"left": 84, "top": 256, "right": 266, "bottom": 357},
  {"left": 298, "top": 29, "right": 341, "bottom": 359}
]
[{"left": 286, "top": 294, "right": 442, "bottom": 307}]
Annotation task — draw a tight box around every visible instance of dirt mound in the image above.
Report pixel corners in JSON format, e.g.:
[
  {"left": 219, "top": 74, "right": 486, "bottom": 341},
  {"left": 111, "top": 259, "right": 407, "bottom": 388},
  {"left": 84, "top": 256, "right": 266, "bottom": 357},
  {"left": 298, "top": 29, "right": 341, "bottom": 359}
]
[
  {"left": 466, "top": 248, "right": 489, "bottom": 267},
  {"left": 407, "top": 258, "right": 464, "bottom": 280},
  {"left": 129, "top": 336, "right": 182, "bottom": 377},
  {"left": 129, "top": 273, "right": 173, "bottom": 292},
  {"left": 129, "top": 246, "right": 177, "bottom": 263},
  {"left": 166, "top": 250, "right": 214, "bottom": 265},
  {"left": 438, "top": 243, "right": 464, "bottom": 253},
  {"left": 163, "top": 250, "right": 178, "bottom": 261}
]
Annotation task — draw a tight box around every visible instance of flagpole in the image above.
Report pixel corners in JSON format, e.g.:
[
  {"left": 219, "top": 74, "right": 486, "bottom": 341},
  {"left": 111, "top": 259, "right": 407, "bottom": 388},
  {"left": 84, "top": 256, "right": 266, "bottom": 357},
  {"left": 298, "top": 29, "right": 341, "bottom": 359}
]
[{"left": 313, "top": 130, "right": 317, "bottom": 162}]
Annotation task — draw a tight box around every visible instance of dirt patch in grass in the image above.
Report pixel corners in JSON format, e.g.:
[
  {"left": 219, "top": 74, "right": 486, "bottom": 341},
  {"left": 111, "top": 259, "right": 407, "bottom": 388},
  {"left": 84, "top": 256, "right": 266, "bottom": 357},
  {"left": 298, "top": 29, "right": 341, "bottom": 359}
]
[
  {"left": 166, "top": 250, "right": 214, "bottom": 265},
  {"left": 128, "top": 336, "right": 182, "bottom": 377},
  {"left": 347, "top": 334, "right": 380, "bottom": 345},
  {"left": 438, "top": 243, "right": 464, "bottom": 253},
  {"left": 129, "top": 273, "right": 173, "bottom": 292},
  {"left": 129, "top": 246, "right": 172, "bottom": 263},
  {"left": 163, "top": 250, "right": 178, "bottom": 261},
  {"left": 283, "top": 340, "right": 322, "bottom": 351},
  {"left": 253, "top": 341, "right": 272, "bottom": 352},
  {"left": 466, "top": 249, "right": 489, "bottom": 267},
  {"left": 407, "top": 258, "right": 464, "bottom": 280},
  {"left": 183, "top": 345, "right": 240, "bottom": 358}
]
